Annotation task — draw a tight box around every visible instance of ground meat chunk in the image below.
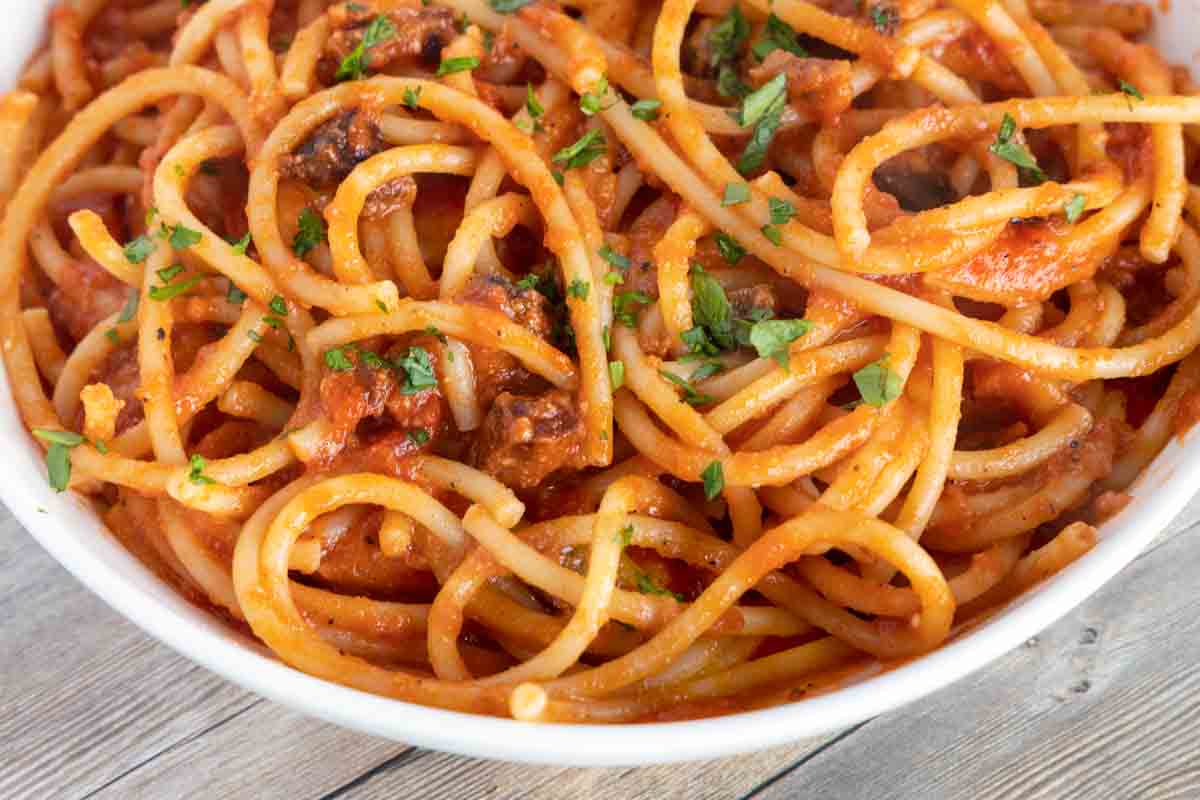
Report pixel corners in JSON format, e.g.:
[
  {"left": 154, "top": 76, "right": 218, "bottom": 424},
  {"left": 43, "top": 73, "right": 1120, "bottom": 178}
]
[
  {"left": 749, "top": 52, "right": 854, "bottom": 124},
  {"left": 460, "top": 275, "right": 553, "bottom": 336},
  {"left": 310, "top": 506, "right": 439, "bottom": 600},
  {"left": 279, "top": 111, "right": 387, "bottom": 190},
  {"left": 926, "top": 219, "right": 1110, "bottom": 305},
  {"left": 318, "top": 348, "right": 445, "bottom": 463},
  {"left": 362, "top": 176, "right": 417, "bottom": 221},
  {"left": 458, "top": 275, "right": 554, "bottom": 408},
  {"left": 471, "top": 390, "right": 587, "bottom": 489},
  {"left": 934, "top": 28, "right": 1026, "bottom": 95},
  {"left": 729, "top": 285, "right": 778, "bottom": 319},
  {"left": 623, "top": 195, "right": 681, "bottom": 299},
  {"left": 320, "top": 358, "right": 398, "bottom": 445},
  {"left": 46, "top": 259, "right": 128, "bottom": 342},
  {"left": 872, "top": 150, "right": 956, "bottom": 213},
  {"left": 681, "top": 17, "right": 722, "bottom": 79},
  {"left": 82, "top": 345, "right": 143, "bottom": 435},
  {"left": 324, "top": 3, "right": 457, "bottom": 74},
  {"left": 1105, "top": 122, "right": 1153, "bottom": 182}
]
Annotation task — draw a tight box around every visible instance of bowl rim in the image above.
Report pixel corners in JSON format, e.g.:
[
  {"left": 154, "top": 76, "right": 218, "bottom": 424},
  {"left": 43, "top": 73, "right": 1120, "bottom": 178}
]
[
  {"left": 4, "top": 0, "right": 1198, "bottom": 764},
  {"left": 4, "top": 374, "right": 1196, "bottom": 764}
]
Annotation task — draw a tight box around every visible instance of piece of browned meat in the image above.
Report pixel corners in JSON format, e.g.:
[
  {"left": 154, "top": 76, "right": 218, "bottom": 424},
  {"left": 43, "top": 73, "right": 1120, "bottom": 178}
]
[
  {"left": 872, "top": 150, "right": 956, "bottom": 213},
  {"left": 749, "top": 52, "right": 854, "bottom": 124},
  {"left": 362, "top": 176, "right": 418, "bottom": 221},
  {"left": 46, "top": 258, "right": 128, "bottom": 343},
  {"left": 458, "top": 275, "right": 555, "bottom": 409},
  {"left": 279, "top": 110, "right": 387, "bottom": 190},
  {"left": 471, "top": 389, "right": 587, "bottom": 489},
  {"left": 324, "top": 3, "right": 457, "bottom": 73},
  {"left": 318, "top": 349, "right": 445, "bottom": 463},
  {"left": 729, "top": 285, "right": 779, "bottom": 319}
]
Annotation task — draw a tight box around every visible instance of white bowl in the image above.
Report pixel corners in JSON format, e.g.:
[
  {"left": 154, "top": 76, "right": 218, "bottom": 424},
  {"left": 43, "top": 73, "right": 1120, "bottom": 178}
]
[{"left": 4, "top": 0, "right": 1199, "bottom": 767}]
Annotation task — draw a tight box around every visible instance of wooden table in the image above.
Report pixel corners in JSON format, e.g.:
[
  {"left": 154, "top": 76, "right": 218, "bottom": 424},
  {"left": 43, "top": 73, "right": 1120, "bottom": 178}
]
[{"left": 4, "top": 493, "right": 1200, "bottom": 800}]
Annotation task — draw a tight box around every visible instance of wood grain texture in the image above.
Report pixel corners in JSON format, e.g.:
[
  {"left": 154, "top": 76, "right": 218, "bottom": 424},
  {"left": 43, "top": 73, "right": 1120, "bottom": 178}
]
[
  {"left": 1, "top": 491, "right": 1198, "bottom": 800},
  {"left": 749, "top": 516, "right": 1200, "bottom": 800}
]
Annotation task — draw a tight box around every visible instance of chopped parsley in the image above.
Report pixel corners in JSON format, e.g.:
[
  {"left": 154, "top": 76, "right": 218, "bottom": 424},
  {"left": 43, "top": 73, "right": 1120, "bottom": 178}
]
[
  {"left": 33, "top": 428, "right": 86, "bottom": 492},
  {"left": 33, "top": 428, "right": 85, "bottom": 447},
  {"left": 519, "top": 83, "right": 544, "bottom": 133},
  {"left": 701, "top": 460, "right": 725, "bottom": 500},
  {"left": 748, "top": 318, "right": 811, "bottom": 365},
  {"left": 598, "top": 244, "right": 630, "bottom": 270},
  {"left": 752, "top": 14, "right": 807, "bottom": 61},
  {"left": 160, "top": 223, "right": 201, "bottom": 250},
  {"left": 635, "top": 571, "right": 685, "bottom": 601},
  {"left": 630, "top": 99, "right": 662, "bottom": 121},
  {"left": 566, "top": 279, "right": 590, "bottom": 300},
  {"left": 324, "top": 347, "right": 354, "bottom": 371},
  {"left": 734, "top": 76, "right": 787, "bottom": 174},
  {"left": 489, "top": 0, "right": 532, "bottom": 12},
  {"left": 293, "top": 208, "right": 326, "bottom": 257},
  {"left": 230, "top": 232, "right": 252, "bottom": 255},
  {"left": 613, "top": 290, "right": 651, "bottom": 327},
  {"left": 608, "top": 360, "right": 625, "bottom": 389},
  {"left": 148, "top": 268, "right": 202, "bottom": 301},
  {"left": 988, "top": 113, "right": 1045, "bottom": 184},
  {"left": 580, "top": 76, "right": 611, "bottom": 115},
  {"left": 717, "top": 65, "right": 750, "bottom": 99},
  {"left": 761, "top": 224, "right": 782, "bottom": 245},
  {"left": 733, "top": 73, "right": 787, "bottom": 128},
  {"left": 403, "top": 86, "right": 422, "bottom": 110},
  {"left": 1118, "top": 79, "right": 1143, "bottom": 102},
  {"left": 407, "top": 428, "right": 431, "bottom": 445},
  {"left": 708, "top": 5, "right": 749, "bottom": 70},
  {"left": 660, "top": 369, "right": 715, "bottom": 406},
  {"left": 268, "top": 295, "right": 287, "bottom": 316},
  {"left": 124, "top": 235, "right": 156, "bottom": 264},
  {"left": 552, "top": 128, "right": 606, "bottom": 170},
  {"left": 723, "top": 182, "right": 750, "bottom": 206},
  {"left": 1065, "top": 193, "right": 1086, "bottom": 223},
  {"left": 336, "top": 15, "right": 398, "bottom": 82},
  {"left": 869, "top": 4, "right": 897, "bottom": 33},
  {"left": 437, "top": 56, "right": 480, "bottom": 76},
  {"left": 227, "top": 281, "right": 247, "bottom": 305},
  {"left": 396, "top": 346, "right": 437, "bottom": 393},
  {"left": 617, "top": 524, "right": 634, "bottom": 546},
  {"left": 853, "top": 354, "right": 902, "bottom": 406},
  {"left": 687, "top": 265, "right": 735, "bottom": 351},
  {"left": 188, "top": 453, "right": 215, "bottom": 485},
  {"left": 714, "top": 232, "right": 746, "bottom": 264},
  {"left": 768, "top": 196, "right": 795, "bottom": 225},
  {"left": 118, "top": 291, "right": 139, "bottom": 323},
  {"left": 157, "top": 264, "right": 184, "bottom": 282}
]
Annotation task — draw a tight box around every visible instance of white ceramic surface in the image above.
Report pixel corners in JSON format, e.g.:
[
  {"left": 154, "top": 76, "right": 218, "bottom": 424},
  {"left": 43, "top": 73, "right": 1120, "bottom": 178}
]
[{"left": 4, "top": 1, "right": 1200, "bottom": 767}]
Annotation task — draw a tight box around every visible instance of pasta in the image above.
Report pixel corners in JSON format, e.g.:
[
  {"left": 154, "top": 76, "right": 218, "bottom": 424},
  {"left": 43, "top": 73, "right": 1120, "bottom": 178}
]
[{"left": 6, "top": 0, "right": 1200, "bottom": 723}]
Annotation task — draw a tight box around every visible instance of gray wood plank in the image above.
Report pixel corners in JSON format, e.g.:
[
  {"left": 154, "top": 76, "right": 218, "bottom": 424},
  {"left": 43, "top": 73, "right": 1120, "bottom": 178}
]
[
  {"left": 290, "top": 495, "right": 1200, "bottom": 799},
  {"left": 0, "top": 517, "right": 257, "bottom": 800},
  {"left": 87, "top": 703, "right": 409, "bottom": 800},
  {"left": 3, "top": 487, "right": 1199, "bottom": 800},
  {"left": 748, "top": 516, "right": 1200, "bottom": 800},
  {"left": 319, "top": 736, "right": 844, "bottom": 800}
]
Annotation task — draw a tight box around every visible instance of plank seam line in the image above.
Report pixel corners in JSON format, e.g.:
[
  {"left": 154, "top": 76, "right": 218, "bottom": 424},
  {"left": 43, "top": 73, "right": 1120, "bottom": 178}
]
[
  {"left": 76, "top": 699, "right": 265, "bottom": 800},
  {"left": 739, "top": 719, "right": 872, "bottom": 800},
  {"left": 316, "top": 746, "right": 423, "bottom": 799}
]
